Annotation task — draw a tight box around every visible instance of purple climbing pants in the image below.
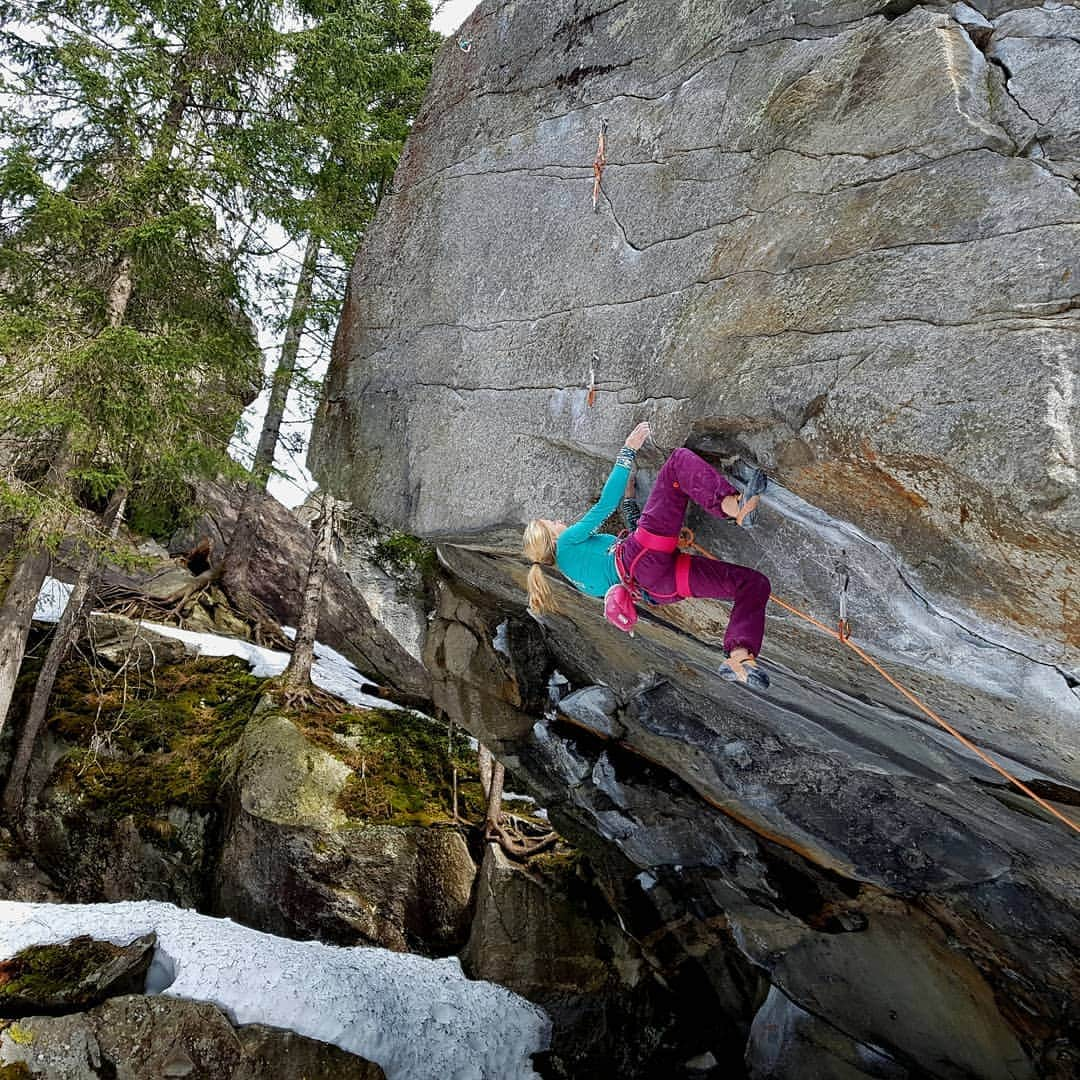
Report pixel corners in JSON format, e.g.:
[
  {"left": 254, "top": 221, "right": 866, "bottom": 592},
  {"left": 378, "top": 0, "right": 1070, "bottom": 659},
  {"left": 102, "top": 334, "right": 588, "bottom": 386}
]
[{"left": 620, "top": 448, "right": 771, "bottom": 657}]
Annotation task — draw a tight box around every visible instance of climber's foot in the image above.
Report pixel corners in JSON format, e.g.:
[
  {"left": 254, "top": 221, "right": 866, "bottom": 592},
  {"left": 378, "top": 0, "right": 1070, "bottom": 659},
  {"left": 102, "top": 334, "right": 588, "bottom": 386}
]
[
  {"left": 719, "top": 652, "right": 770, "bottom": 690},
  {"left": 734, "top": 494, "right": 759, "bottom": 527},
  {"left": 738, "top": 468, "right": 768, "bottom": 528}
]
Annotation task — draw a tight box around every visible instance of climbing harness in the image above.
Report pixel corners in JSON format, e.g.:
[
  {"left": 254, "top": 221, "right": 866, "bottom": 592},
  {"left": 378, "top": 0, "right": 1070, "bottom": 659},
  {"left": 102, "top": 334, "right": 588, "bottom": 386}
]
[
  {"left": 592, "top": 117, "right": 608, "bottom": 212},
  {"left": 606, "top": 528, "right": 690, "bottom": 633},
  {"left": 673, "top": 527, "right": 1080, "bottom": 837}
]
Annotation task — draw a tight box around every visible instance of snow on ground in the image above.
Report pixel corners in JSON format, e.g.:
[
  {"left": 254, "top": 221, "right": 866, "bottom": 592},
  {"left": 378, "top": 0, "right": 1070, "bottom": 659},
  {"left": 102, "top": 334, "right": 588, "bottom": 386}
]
[
  {"left": 33, "top": 577, "right": 397, "bottom": 711},
  {"left": 0, "top": 900, "right": 550, "bottom": 1080},
  {"left": 32, "top": 577, "right": 72, "bottom": 623}
]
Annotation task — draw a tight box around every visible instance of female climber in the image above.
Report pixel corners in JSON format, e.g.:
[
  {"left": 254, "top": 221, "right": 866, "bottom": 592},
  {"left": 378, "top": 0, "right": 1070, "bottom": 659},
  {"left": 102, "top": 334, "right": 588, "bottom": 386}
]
[{"left": 522, "top": 422, "right": 772, "bottom": 689}]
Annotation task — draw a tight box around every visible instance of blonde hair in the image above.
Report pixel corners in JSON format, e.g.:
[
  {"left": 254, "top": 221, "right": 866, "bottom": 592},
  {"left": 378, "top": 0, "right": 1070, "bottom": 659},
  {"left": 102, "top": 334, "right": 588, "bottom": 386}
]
[{"left": 523, "top": 520, "right": 559, "bottom": 614}]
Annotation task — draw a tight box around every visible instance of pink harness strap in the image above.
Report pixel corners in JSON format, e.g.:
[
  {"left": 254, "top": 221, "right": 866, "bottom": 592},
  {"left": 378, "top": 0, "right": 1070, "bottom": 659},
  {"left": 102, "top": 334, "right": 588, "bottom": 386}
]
[
  {"left": 615, "top": 529, "right": 694, "bottom": 601},
  {"left": 674, "top": 552, "right": 692, "bottom": 598},
  {"left": 634, "top": 526, "right": 679, "bottom": 553}
]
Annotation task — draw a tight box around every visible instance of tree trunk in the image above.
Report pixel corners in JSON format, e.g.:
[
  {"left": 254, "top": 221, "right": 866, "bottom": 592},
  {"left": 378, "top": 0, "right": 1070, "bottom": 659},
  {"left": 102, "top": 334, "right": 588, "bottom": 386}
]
[
  {"left": 0, "top": 438, "right": 77, "bottom": 736},
  {"left": 0, "top": 549, "right": 51, "bottom": 739},
  {"left": 0, "top": 130, "right": 138, "bottom": 739},
  {"left": 484, "top": 759, "right": 505, "bottom": 832},
  {"left": 4, "top": 492, "right": 127, "bottom": 825},
  {"left": 252, "top": 233, "right": 321, "bottom": 490},
  {"left": 104, "top": 255, "right": 133, "bottom": 328},
  {"left": 282, "top": 493, "right": 337, "bottom": 694},
  {"left": 478, "top": 743, "right": 494, "bottom": 802}
]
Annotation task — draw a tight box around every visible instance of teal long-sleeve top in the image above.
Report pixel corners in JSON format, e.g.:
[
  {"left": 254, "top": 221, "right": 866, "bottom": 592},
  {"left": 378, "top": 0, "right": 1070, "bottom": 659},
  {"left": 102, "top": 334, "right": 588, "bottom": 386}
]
[{"left": 555, "top": 449, "right": 635, "bottom": 597}]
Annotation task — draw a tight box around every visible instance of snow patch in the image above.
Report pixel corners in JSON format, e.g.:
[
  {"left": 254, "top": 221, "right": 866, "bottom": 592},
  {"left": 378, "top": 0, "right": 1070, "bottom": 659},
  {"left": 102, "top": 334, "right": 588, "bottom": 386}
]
[
  {"left": 32, "top": 578, "right": 397, "bottom": 712},
  {"left": 636, "top": 871, "right": 657, "bottom": 891},
  {"left": 0, "top": 900, "right": 549, "bottom": 1080},
  {"left": 32, "top": 577, "right": 72, "bottom": 623}
]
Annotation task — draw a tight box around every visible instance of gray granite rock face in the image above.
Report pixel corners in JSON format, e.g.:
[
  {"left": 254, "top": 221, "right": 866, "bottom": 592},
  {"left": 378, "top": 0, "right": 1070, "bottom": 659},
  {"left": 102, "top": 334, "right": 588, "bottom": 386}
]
[
  {"left": 312, "top": 0, "right": 1079, "bottom": 662},
  {"left": 311, "top": 2, "right": 1080, "bottom": 1074}
]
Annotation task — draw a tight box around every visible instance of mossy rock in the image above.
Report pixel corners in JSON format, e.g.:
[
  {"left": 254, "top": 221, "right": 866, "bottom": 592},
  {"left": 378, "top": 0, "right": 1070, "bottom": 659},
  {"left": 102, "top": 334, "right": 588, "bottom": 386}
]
[
  {"left": 371, "top": 531, "right": 436, "bottom": 578},
  {"left": 49, "top": 655, "right": 261, "bottom": 818},
  {"left": 0, "top": 934, "right": 154, "bottom": 1018},
  {"left": 293, "top": 705, "right": 484, "bottom": 827}
]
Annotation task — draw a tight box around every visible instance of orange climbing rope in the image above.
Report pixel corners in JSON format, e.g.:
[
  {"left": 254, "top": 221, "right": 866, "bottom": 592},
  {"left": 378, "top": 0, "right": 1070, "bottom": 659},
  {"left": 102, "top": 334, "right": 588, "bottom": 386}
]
[{"left": 676, "top": 528, "right": 1080, "bottom": 836}]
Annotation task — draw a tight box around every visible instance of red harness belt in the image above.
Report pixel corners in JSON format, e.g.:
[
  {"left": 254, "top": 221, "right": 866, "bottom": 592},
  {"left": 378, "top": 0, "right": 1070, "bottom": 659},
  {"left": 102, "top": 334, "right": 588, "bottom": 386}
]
[{"left": 615, "top": 528, "right": 693, "bottom": 600}]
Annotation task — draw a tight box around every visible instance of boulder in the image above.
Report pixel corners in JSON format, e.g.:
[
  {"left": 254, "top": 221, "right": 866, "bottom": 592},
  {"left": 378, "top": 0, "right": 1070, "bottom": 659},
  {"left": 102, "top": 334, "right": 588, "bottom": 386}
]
[
  {"left": 0, "top": 934, "right": 154, "bottom": 1017},
  {"left": 216, "top": 706, "right": 476, "bottom": 952},
  {"left": 81, "top": 613, "right": 189, "bottom": 670},
  {"left": 305, "top": 4, "right": 1080, "bottom": 1068},
  {"left": 310, "top": 0, "right": 1080, "bottom": 664},
  {"left": 461, "top": 844, "right": 705, "bottom": 1078},
  {"left": 164, "top": 481, "right": 430, "bottom": 702},
  {"left": 0, "top": 996, "right": 385, "bottom": 1079}
]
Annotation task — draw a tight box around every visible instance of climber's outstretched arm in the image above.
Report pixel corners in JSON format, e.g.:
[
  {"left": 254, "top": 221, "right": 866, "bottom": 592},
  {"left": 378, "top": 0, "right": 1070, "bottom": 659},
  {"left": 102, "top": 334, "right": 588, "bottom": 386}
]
[{"left": 559, "top": 423, "right": 650, "bottom": 546}]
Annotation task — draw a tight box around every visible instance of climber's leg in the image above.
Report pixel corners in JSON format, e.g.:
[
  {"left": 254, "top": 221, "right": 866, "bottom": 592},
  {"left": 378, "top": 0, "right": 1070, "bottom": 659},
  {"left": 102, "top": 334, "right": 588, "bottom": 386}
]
[
  {"left": 685, "top": 556, "right": 771, "bottom": 658},
  {"left": 638, "top": 448, "right": 741, "bottom": 537}
]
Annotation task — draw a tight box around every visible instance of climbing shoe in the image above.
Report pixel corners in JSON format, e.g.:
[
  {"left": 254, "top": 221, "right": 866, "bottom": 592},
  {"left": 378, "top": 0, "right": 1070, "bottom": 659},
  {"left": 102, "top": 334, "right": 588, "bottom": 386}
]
[
  {"left": 719, "top": 655, "right": 771, "bottom": 691},
  {"left": 736, "top": 467, "right": 768, "bottom": 528}
]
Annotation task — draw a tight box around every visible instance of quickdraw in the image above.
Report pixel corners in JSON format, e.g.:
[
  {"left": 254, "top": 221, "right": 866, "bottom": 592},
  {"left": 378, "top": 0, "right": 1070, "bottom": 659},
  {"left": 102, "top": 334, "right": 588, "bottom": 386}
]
[
  {"left": 837, "top": 552, "right": 851, "bottom": 641},
  {"left": 592, "top": 117, "right": 608, "bottom": 212}
]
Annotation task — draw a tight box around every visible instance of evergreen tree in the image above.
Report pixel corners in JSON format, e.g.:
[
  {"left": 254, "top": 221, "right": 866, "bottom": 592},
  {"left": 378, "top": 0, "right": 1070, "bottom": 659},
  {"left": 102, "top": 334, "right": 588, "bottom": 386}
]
[
  {"left": 246, "top": 0, "right": 440, "bottom": 494},
  {"left": 222, "top": 0, "right": 439, "bottom": 666},
  {"left": 0, "top": 0, "right": 276, "bottom": 739}
]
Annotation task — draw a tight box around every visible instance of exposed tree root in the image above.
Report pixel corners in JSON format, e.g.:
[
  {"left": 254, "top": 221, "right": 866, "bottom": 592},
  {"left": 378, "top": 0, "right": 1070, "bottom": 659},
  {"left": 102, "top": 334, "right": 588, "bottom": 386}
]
[
  {"left": 273, "top": 680, "right": 350, "bottom": 714},
  {"left": 485, "top": 814, "right": 559, "bottom": 860},
  {"left": 162, "top": 564, "right": 222, "bottom": 609}
]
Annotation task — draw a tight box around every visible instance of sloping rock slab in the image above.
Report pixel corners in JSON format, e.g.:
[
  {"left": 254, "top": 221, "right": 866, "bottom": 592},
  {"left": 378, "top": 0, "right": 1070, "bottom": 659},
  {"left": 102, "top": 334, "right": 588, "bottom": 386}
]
[
  {"left": 424, "top": 542, "right": 1079, "bottom": 1077},
  {"left": 167, "top": 481, "right": 430, "bottom": 701}
]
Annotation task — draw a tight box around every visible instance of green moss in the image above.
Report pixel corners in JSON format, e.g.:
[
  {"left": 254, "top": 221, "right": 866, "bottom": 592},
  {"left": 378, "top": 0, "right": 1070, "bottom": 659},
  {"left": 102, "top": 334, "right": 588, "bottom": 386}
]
[
  {"left": 529, "top": 847, "right": 584, "bottom": 887},
  {"left": 372, "top": 531, "right": 436, "bottom": 580},
  {"left": 50, "top": 655, "right": 261, "bottom": 817},
  {"left": 294, "top": 705, "right": 484, "bottom": 827},
  {"left": 0, "top": 1063, "right": 32, "bottom": 1079},
  {"left": 4, "top": 1023, "right": 33, "bottom": 1046},
  {"left": 126, "top": 487, "right": 193, "bottom": 540}
]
